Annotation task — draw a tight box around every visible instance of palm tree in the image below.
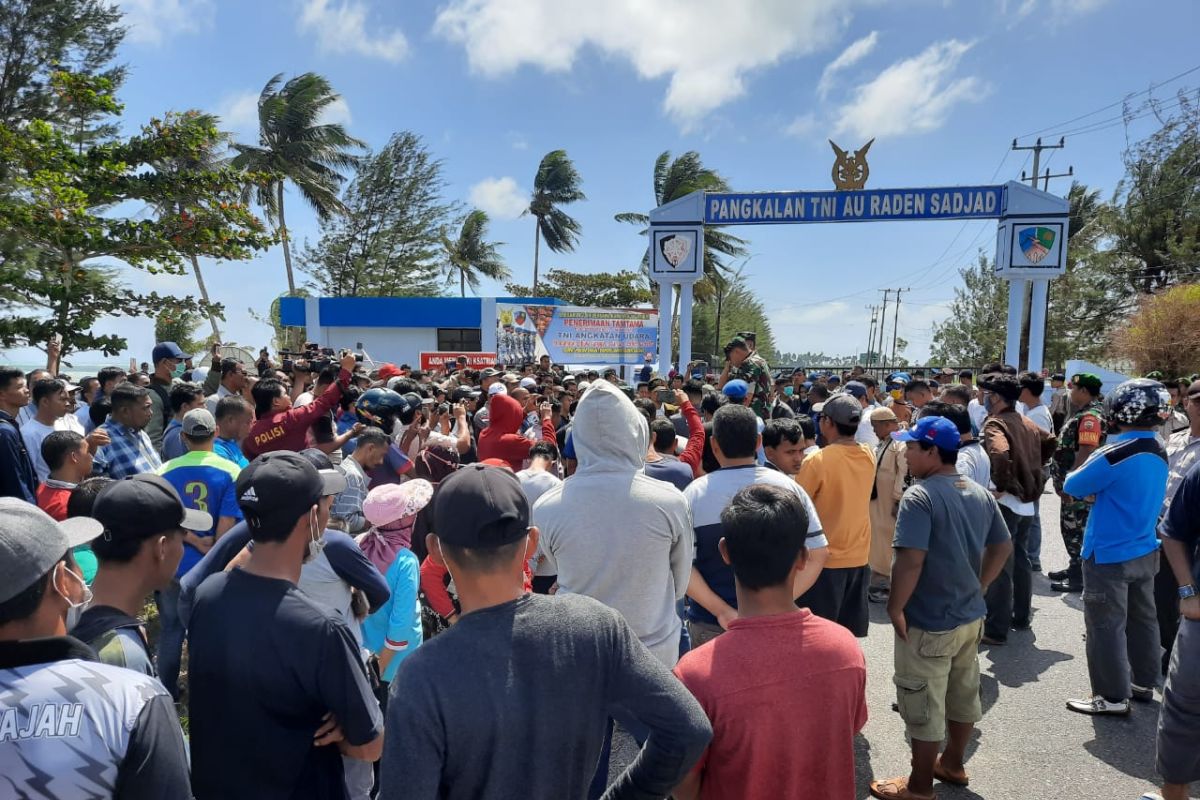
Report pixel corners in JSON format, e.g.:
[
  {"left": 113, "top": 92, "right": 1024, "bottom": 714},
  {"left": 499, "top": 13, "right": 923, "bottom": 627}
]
[
  {"left": 231, "top": 72, "right": 365, "bottom": 296},
  {"left": 525, "top": 150, "right": 585, "bottom": 293},
  {"left": 616, "top": 150, "right": 748, "bottom": 303},
  {"left": 150, "top": 110, "right": 229, "bottom": 340},
  {"left": 442, "top": 210, "right": 510, "bottom": 297}
]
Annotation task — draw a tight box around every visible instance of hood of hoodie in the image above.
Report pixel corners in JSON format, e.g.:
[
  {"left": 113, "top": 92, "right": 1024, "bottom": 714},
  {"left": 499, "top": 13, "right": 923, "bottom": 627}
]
[
  {"left": 485, "top": 393, "right": 524, "bottom": 436},
  {"left": 572, "top": 380, "right": 648, "bottom": 473}
]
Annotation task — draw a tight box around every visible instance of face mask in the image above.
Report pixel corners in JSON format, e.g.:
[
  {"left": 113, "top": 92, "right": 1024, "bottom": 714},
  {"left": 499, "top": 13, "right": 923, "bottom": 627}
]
[
  {"left": 784, "top": 386, "right": 794, "bottom": 396},
  {"left": 57, "top": 564, "right": 93, "bottom": 630},
  {"left": 890, "top": 389, "right": 902, "bottom": 400},
  {"left": 171, "top": 362, "right": 186, "bottom": 379},
  {"left": 303, "top": 508, "right": 326, "bottom": 564}
]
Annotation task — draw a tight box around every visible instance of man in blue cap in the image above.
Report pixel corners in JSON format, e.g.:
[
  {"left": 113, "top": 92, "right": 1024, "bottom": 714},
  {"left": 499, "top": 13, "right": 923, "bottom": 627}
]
[
  {"left": 870, "top": 416, "right": 1012, "bottom": 800},
  {"left": 723, "top": 380, "right": 764, "bottom": 464},
  {"left": 146, "top": 342, "right": 191, "bottom": 452}
]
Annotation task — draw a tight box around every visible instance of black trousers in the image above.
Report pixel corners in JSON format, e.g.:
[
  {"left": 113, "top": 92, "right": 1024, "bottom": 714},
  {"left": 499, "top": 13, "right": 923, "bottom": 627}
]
[{"left": 797, "top": 564, "right": 870, "bottom": 637}]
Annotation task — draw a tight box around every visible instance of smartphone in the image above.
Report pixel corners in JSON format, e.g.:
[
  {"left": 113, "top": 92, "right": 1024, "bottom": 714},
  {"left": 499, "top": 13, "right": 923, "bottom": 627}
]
[
  {"left": 354, "top": 354, "right": 364, "bottom": 363},
  {"left": 690, "top": 361, "right": 708, "bottom": 379},
  {"left": 51, "top": 332, "right": 62, "bottom": 347},
  {"left": 655, "top": 388, "right": 675, "bottom": 403},
  {"left": 437, "top": 403, "right": 450, "bottom": 416},
  {"left": 421, "top": 397, "right": 436, "bottom": 406}
]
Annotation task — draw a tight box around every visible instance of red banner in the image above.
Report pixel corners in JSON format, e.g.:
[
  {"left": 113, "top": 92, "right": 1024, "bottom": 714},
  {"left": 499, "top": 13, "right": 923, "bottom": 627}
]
[{"left": 418, "top": 351, "right": 497, "bottom": 372}]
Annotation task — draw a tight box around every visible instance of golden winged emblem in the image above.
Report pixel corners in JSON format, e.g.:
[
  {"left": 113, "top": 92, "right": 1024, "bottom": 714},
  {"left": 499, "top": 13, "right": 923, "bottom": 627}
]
[{"left": 829, "top": 138, "right": 874, "bottom": 190}]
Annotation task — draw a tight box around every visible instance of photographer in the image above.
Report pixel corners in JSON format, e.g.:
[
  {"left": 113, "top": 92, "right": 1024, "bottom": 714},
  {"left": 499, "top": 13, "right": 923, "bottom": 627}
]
[
  {"left": 245, "top": 352, "right": 357, "bottom": 459},
  {"left": 718, "top": 337, "right": 770, "bottom": 419}
]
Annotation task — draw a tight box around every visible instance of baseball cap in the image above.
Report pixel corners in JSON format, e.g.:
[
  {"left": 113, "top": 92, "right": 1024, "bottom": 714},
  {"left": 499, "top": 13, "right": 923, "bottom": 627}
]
[
  {"left": 870, "top": 406, "right": 899, "bottom": 422},
  {"left": 479, "top": 457, "right": 512, "bottom": 469},
  {"left": 481, "top": 368, "right": 501, "bottom": 379},
  {"left": 844, "top": 381, "right": 867, "bottom": 399},
  {"left": 237, "top": 451, "right": 347, "bottom": 539},
  {"left": 725, "top": 336, "right": 749, "bottom": 351},
  {"left": 433, "top": 464, "right": 530, "bottom": 549},
  {"left": 182, "top": 408, "right": 216, "bottom": 437},
  {"left": 377, "top": 363, "right": 403, "bottom": 381},
  {"left": 827, "top": 375, "right": 841, "bottom": 385},
  {"left": 488, "top": 383, "right": 508, "bottom": 396},
  {"left": 602, "top": 368, "right": 618, "bottom": 379},
  {"left": 0, "top": 498, "right": 103, "bottom": 603},
  {"left": 1051, "top": 373, "right": 1066, "bottom": 382},
  {"left": 892, "top": 416, "right": 961, "bottom": 450},
  {"left": 562, "top": 374, "right": 577, "bottom": 384},
  {"left": 822, "top": 394, "right": 862, "bottom": 426},
  {"left": 152, "top": 341, "right": 189, "bottom": 363},
  {"left": 722, "top": 379, "right": 750, "bottom": 400},
  {"left": 737, "top": 330, "right": 757, "bottom": 342},
  {"left": 519, "top": 377, "right": 538, "bottom": 390},
  {"left": 1070, "top": 373, "right": 1103, "bottom": 392},
  {"left": 577, "top": 380, "right": 591, "bottom": 391},
  {"left": 93, "top": 474, "right": 213, "bottom": 544}
]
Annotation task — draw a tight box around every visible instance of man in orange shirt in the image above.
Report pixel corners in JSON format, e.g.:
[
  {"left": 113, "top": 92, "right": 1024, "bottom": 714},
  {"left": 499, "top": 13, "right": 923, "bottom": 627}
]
[{"left": 796, "top": 394, "right": 877, "bottom": 636}]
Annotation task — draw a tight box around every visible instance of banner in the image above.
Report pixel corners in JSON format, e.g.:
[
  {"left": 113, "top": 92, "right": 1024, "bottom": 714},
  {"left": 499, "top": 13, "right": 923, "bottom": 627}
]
[
  {"left": 495, "top": 304, "right": 658, "bottom": 366},
  {"left": 703, "top": 185, "right": 1004, "bottom": 225},
  {"left": 418, "top": 351, "right": 497, "bottom": 372}
]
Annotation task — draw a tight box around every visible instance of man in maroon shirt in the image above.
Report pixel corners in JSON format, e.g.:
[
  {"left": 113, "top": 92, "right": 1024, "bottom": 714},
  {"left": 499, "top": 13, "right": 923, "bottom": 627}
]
[
  {"left": 673, "top": 483, "right": 867, "bottom": 800},
  {"left": 245, "top": 352, "right": 356, "bottom": 458}
]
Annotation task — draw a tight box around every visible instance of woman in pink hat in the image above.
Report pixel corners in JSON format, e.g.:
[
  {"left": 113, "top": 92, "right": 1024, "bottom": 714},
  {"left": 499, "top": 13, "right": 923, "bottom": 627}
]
[{"left": 359, "top": 480, "right": 433, "bottom": 685}]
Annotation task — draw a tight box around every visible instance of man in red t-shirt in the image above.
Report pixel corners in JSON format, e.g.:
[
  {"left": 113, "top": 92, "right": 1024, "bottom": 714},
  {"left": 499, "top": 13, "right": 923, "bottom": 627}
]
[
  {"left": 36, "top": 430, "right": 94, "bottom": 521},
  {"left": 244, "top": 352, "right": 355, "bottom": 459},
  {"left": 673, "top": 483, "right": 867, "bottom": 800}
]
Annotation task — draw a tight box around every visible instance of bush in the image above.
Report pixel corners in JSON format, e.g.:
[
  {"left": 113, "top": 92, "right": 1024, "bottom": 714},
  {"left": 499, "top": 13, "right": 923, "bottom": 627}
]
[{"left": 1110, "top": 284, "right": 1200, "bottom": 377}]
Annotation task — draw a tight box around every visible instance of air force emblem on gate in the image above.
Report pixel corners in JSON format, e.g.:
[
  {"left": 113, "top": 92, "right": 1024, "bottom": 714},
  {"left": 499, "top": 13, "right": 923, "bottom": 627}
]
[
  {"left": 1018, "top": 226, "right": 1056, "bottom": 264},
  {"left": 659, "top": 234, "right": 692, "bottom": 268},
  {"left": 830, "top": 138, "right": 874, "bottom": 190}
]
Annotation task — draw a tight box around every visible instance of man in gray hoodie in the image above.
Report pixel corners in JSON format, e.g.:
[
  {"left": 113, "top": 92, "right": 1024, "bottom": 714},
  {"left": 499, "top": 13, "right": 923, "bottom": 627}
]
[{"left": 533, "top": 379, "right": 693, "bottom": 669}]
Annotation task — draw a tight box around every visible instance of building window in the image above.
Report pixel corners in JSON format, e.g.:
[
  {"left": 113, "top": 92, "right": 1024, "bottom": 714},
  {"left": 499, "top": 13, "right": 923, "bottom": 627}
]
[{"left": 437, "top": 328, "right": 482, "bottom": 351}]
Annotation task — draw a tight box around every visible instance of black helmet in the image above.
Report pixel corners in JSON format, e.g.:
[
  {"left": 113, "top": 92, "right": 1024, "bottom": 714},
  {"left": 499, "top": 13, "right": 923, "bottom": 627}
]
[
  {"left": 355, "top": 388, "right": 409, "bottom": 434},
  {"left": 1104, "top": 378, "right": 1171, "bottom": 428}
]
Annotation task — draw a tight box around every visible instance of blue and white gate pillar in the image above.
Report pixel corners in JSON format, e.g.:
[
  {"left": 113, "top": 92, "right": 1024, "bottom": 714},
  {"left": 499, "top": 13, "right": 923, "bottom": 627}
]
[{"left": 648, "top": 191, "right": 706, "bottom": 375}]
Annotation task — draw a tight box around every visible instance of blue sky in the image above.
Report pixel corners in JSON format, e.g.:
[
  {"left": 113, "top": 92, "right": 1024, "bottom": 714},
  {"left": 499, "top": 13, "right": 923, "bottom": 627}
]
[{"left": 8, "top": 0, "right": 1200, "bottom": 367}]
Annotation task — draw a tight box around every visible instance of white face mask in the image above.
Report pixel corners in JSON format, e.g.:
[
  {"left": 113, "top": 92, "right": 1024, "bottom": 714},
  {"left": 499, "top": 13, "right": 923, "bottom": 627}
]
[
  {"left": 303, "top": 508, "right": 326, "bottom": 564},
  {"left": 58, "top": 564, "right": 93, "bottom": 630}
]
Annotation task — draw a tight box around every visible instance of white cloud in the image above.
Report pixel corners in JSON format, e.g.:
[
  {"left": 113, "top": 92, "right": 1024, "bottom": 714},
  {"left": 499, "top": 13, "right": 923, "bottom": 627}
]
[
  {"left": 320, "top": 97, "right": 353, "bottom": 127},
  {"left": 833, "top": 40, "right": 985, "bottom": 139},
  {"left": 468, "top": 177, "right": 528, "bottom": 220},
  {"left": 119, "top": 0, "right": 214, "bottom": 45},
  {"left": 434, "top": 0, "right": 852, "bottom": 129},
  {"left": 506, "top": 131, "right": 529, "bottom": 151},
  {"left": 298, "top": 0, "right": 409, "bottom": 63},
  {"left": 1004, "top": 0, "right": 1107, "bottom": 19},
  {"left": 784, "top": 112, "right": 818, "bottom": 138},
  {"left": 215, "top": 90, "right": 260, "bottom": 139},
  {"left": 817, "top": 31, "right": 878, "bottom": 99}
]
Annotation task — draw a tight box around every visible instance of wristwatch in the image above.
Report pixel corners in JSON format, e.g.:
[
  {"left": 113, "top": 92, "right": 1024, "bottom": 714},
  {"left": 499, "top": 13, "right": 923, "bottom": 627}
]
[{"left": 1180, "top": 584, "right": 1198, "bottom": 600}]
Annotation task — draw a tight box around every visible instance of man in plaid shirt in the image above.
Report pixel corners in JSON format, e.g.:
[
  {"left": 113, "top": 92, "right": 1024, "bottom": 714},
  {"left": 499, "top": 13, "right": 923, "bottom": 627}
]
[
  {"left": 332, "top": 427, "right": 390, "bottom": 533},
  {"left": 93, "top": 383, "right": 162, "bottom": 479}
]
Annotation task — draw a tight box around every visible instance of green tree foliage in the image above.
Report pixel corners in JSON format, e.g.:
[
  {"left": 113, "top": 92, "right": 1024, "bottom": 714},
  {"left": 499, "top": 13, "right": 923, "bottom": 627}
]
[
  {"left": 526, "top": 149, "right": 584, "bottom": 292},
  {"left": 0, "top": 72, "right": 275, "bottom": 357},
  {"left": 505, "top": 268, "right": 652, "bottom": 307},
  {"left": 615, "top": 150, "right": 749, "bottom": 303},
  {"left": 154, "top": 302, "right": 205, "bottom": 355},
  {"left": 689, "top": 274, "right": 776, "bottom": 364},
  {"left": 928, "top": 252, "right": 1008, "bottom": 366},
  {"left": 1112, "top": 91, "right": 1200, "bottom": 293},
  {"left": 232, "top": 72, "right": 365, "bottom": 295},
  {"left": 442, "top": 209, "right": 508, "bottom": 297},
  {"left": 299, "top": 131, "right": 452, "bottom": 298}
]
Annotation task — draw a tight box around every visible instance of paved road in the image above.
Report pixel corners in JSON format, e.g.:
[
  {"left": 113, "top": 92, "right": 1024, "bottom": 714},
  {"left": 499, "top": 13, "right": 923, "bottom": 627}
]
[{"left": 611, "top": 490, "right": 1197, "bottom": 799}]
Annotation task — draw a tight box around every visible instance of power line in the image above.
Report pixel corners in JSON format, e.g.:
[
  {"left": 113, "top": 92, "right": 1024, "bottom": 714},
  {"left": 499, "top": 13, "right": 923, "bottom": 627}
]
[{"left": 1019, "top": 63, "right": 1200, "bottom": 139}]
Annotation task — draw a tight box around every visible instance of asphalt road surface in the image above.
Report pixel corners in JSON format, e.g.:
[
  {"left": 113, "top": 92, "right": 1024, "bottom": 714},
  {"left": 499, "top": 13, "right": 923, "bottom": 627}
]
[{"left": 608, "top": 490, "right": 1198, "bottom": 799}]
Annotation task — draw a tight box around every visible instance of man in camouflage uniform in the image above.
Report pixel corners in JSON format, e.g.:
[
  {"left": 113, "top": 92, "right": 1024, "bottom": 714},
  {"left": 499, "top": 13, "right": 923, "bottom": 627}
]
[
  {"left": 1049, "top": 372, "right": 1106, "bottom": 592},
  {"left": 720, "top": 336, "right": 770, "bottom": 419}
]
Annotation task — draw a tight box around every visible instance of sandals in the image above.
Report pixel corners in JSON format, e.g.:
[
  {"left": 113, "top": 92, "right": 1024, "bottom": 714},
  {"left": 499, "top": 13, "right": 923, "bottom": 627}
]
[
  {"left": 868, "top": 777, "right": 935, "bottom": 800},
  {"left": 934, "top": 757, "right": 970, "bottom": 786}
]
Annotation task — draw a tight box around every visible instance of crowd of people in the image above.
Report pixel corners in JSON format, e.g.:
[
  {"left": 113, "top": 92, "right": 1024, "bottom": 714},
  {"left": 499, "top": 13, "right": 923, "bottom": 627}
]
[{"left": 1, "top": 333, "right": 1198, "bottom": 800}]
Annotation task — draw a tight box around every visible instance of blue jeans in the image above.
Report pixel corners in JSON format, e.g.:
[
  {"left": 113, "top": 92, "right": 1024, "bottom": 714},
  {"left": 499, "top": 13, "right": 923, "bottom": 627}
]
[
  {"left": 1027, "top": 496, "right": 1043, "bottom": 564},
  {"left": 588, "top": 711, "right": 650, "bottom": 799},
  {"left": 155, "top": 579, "right": 185, "bottom": 699}
]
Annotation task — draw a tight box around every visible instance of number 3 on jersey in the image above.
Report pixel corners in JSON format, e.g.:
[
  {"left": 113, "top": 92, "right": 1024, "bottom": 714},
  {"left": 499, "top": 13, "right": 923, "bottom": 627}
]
[{"left": 184, "top": 481, "right": 209, "bottom": 513}]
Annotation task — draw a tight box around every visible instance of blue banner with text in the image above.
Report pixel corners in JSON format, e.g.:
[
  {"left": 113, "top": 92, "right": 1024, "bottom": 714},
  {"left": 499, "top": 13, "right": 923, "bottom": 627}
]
[{"left": 703, "top": 185, "right": 1005, "bottom": 225}]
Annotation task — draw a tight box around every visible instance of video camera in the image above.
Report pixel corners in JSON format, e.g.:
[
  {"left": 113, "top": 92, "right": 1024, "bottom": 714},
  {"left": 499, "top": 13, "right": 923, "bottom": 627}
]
[{"left": 279, "top": 342, "right": 362, "bottom": 374}]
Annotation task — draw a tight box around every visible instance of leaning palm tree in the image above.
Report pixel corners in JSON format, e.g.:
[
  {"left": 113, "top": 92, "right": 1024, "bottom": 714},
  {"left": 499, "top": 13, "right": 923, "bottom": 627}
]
[
  {"left": 150, "top": 110, "right": 230, "bottom": 340},
  {"left": 442, "top": 210, "right": 510, "bottom": 297},
  {"left": 231, "top": 72, "right": 365, "bottom": 296},
  {"left": 615, "top": 150, "right": 748, "bottom": 303},
  {"left": 525, "top": 150, "right": 585, "bottom": 293}
]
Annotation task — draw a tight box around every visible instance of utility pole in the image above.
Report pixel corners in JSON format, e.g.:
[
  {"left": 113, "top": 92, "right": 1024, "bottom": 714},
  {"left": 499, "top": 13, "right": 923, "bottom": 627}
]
[
  {"left": 1011, "top": 136, "right": 1068, "bottom": 369},
  {"left": 865, "top": 305, "right": 879, "bottom": 368},
  {"left": 891, "top": 288, "right": 905, "bottom": 365},
  {"left": 877, "top": 289, "right": 892, "bottom": 368}
]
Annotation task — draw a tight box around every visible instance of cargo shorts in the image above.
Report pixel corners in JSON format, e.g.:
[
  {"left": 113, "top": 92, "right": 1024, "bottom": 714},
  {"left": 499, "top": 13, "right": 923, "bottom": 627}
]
[{"left": 893, "top": 618, "right": 984, "bottom": 742}]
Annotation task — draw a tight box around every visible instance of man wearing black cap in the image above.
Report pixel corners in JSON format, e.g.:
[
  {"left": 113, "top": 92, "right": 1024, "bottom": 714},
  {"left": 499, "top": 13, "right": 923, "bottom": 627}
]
[
  {"left": 188, "top": 452, "right": 384, "bottom": 800},
  {"left": 380, "top": 464, "right": 711, "bottom": 800},
  {"left": 73, "top": 474, "right": 212, "bottom": 677},
  {"left": 0, "top": 499, "right": 192, "bottom": 799}
]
